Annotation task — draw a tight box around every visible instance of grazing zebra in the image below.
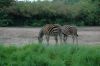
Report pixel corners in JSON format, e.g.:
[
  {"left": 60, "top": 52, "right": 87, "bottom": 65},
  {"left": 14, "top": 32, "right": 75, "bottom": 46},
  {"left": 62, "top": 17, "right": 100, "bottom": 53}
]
[
  {"left": 61, "top": 25, "right": 78, "bottom": 44},
  {"left": 38, "top": 24, "right": 62, "bottom": 45}
]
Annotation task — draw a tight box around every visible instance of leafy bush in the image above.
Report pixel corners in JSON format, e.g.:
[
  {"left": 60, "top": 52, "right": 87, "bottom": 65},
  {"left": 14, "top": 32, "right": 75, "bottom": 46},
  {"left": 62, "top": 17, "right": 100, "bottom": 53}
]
[
  {"left": 0, "top": 0, "right": 14, "bottom": 8},
  {"left": 0, "top": 0, "right": 100, "bottom": 26}
]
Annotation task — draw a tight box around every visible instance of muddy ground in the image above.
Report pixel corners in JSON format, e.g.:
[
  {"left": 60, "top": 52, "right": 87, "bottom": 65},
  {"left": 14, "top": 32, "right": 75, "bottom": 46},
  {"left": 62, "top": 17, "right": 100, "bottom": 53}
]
[{"left": 0, "top": 27, "right": 100, "bottom": 46}]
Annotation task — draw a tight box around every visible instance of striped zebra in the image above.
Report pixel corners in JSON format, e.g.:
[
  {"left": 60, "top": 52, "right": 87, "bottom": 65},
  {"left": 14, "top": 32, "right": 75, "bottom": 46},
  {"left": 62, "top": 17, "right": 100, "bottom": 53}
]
[
  {"left": 61, "top": 25, "right": 78, "bottom": 44},
  {"left": 38, "top": 24, "right": 62, "bottom": 45}
]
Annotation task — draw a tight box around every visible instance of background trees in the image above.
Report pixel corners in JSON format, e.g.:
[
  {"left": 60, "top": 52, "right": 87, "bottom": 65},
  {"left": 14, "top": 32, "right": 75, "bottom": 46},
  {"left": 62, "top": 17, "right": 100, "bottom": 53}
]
[
  {"left": 0, "top": 0, "right": 15, "bottom": 26},
  {"left": 0, "top": 0, "right": 100, "bottom": 26}
]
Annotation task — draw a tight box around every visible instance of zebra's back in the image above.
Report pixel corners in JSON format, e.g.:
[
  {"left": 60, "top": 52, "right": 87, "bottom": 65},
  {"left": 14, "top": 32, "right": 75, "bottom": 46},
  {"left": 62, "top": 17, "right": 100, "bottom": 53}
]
[
  {"left": 61, "top": 25, "right": 78, "bottom": 36},
  {"left": 43, "top": 24, "right": 61, "bottom": 36}
]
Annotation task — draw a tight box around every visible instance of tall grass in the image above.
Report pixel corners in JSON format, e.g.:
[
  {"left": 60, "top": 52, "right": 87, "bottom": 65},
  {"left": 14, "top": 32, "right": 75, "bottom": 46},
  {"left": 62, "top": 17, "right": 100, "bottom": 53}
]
[{"left": 0, "top": 44, "right": 100, "bottom": 66}]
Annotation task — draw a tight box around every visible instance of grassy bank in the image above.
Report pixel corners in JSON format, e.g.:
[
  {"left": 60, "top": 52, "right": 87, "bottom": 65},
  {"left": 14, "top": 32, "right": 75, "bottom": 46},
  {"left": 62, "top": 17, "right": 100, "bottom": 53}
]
[{"left": 0, "top": 44, "right": 100, "bottom": 66}]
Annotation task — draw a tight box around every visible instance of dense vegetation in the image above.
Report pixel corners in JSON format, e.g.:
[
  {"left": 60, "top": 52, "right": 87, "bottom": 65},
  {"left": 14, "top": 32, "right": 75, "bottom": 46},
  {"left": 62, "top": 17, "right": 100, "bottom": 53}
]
[
  {"left": 0, "top": 44, "right": 100, "bottom": 66},
  {"left": 0, "top": 0, "right": 100, "bottom": 26}
]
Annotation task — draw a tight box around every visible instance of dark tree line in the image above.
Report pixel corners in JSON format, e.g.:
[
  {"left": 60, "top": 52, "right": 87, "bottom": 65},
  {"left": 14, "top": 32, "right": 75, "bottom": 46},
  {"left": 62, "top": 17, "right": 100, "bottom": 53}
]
[{"left": 0, "top": 0, "right": 100, "bottom": 27}]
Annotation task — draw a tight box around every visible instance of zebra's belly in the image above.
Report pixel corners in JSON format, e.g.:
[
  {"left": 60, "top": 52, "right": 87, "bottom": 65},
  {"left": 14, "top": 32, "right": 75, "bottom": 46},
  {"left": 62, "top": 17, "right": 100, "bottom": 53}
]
[{"left": 45, "top": 33, "right": 58, "bottom": 36}]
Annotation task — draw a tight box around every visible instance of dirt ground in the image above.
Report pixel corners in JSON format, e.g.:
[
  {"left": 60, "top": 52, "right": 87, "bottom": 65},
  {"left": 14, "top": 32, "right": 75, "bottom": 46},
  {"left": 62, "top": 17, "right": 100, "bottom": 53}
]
[{"left": 0, "top": 27, "right": 100, "bottom": 46}]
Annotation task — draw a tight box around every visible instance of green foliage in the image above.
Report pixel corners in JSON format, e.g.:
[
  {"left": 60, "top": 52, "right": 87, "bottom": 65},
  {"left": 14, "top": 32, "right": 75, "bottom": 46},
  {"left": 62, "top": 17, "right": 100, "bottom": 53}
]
[
  {"left": 0, "top": 0, "right": 14, "bottom": 8},
  {"left": 0, "top": 9, "right": 13, "bottom": 27},
  {"left": 0, "top": 44, "right": 100, "bottom": 66},
  {"left": 0, "top": 0, "right": 14, "bottom": 26},
  {"left": 0, "top": 0, "right": 100, "bottom": 26}
]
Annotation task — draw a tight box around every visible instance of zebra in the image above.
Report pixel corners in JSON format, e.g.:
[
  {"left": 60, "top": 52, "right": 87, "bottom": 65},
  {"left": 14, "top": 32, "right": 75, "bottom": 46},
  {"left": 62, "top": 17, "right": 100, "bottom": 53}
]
[
  {"left": 61, "top": 25, "right": 78, "bottom": 44},
  {"left": 38, "top": 24, "right": 62, "bottom": 45}
]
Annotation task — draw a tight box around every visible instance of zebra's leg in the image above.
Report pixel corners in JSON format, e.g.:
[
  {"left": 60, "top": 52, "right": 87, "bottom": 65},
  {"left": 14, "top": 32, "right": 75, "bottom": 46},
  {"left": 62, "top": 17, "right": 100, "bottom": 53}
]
[
  {"left": 75, "top": 36, "right": 78, "bottom": 44},
  {"left": 63, "top": 35, "right": 65, "bottom": 44},
  {"left": 59, "top": 34, "right": 62, "bottom": 44},
  {"left": 63, "top": 35, "right": 67, "bottom": 44},
  {"left": 55, "top": 36, "right": 58, "bottom": 45},
  {"left": 72, "top": 35, "right": 75, "bottom": 44},
  {"left": 65, "top": 36, "right": 68, "bottom": 44},
  {"left": 46, "top": 35, "right": 50, "bottom": 45}
]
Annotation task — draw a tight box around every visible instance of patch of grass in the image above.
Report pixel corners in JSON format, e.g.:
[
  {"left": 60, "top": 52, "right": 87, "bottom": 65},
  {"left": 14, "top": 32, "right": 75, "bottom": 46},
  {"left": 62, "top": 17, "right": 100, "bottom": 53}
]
[{"left": 0, "top": 44, "right": 100, "bottom": 66}]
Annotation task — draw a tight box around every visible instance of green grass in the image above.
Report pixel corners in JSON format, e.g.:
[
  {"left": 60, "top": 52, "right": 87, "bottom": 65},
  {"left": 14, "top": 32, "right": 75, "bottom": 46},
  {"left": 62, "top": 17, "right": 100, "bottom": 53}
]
[{"left": 0, "top": 44, "right": 100, "bottom": 66}]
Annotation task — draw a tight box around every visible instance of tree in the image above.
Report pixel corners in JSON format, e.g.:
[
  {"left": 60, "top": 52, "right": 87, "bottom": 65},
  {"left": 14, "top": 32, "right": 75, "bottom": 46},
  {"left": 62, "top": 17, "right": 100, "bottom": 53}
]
[{"left": 0, "top": 0, "right": 14, "bottom": 8}]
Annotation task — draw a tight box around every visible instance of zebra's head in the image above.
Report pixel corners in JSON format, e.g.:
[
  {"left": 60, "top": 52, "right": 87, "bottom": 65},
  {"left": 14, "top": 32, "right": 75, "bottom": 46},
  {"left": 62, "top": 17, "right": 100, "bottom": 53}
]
[{"left": 38, "top": 29, "right": 44, "bottom": 43}]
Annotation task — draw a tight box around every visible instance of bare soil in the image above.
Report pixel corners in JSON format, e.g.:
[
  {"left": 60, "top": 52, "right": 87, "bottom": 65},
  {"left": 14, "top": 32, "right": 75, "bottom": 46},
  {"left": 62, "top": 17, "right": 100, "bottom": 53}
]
[{"left": 0, "top": 27, "right": 100, "bottom": 46}]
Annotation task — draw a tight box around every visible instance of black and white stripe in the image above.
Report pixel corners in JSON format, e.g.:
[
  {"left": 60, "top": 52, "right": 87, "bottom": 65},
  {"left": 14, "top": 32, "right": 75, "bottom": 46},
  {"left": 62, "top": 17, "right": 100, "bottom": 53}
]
[
  {"left": 61, "top": 25, "right": 78, "bottom": 44},
  {"left": 38, "top": 24, "right": 62, "bottom": 44}
]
